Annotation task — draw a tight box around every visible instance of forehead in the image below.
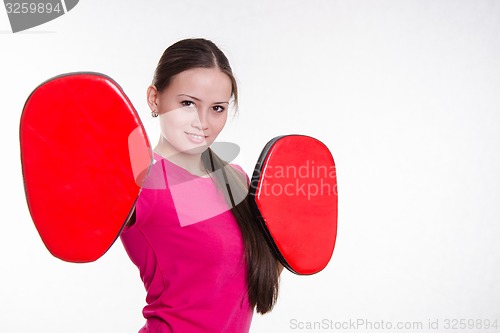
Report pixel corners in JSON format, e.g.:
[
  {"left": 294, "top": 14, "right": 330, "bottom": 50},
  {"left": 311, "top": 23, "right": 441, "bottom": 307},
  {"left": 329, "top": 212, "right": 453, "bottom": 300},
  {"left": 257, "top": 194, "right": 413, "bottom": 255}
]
[{"left": 168, "top": 67, "right": 232, "bottom": 100}]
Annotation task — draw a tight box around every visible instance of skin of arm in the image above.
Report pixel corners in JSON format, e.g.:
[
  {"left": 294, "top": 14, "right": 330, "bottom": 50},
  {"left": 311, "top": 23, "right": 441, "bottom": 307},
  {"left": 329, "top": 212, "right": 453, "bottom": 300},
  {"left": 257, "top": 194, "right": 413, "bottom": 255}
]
[
  {"left": 125, "top": 207, "right": 136, "bottom": 226},
  {"left": 277, "top": 261, "right": 284, "bottom": 276}
]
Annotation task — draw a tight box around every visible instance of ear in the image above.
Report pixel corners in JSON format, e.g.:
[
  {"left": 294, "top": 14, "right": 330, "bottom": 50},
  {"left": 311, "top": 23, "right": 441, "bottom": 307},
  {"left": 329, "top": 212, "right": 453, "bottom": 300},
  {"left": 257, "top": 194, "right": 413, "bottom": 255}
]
[{"left": 146, "top": 85, "right": 159, "bottom": 112}]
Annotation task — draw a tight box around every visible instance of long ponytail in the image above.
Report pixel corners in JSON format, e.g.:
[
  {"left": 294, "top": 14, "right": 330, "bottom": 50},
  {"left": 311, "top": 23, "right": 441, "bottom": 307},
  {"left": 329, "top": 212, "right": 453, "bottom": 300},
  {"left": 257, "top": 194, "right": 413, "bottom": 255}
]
[{"left": 202, "top": 147, "right": 280, "bottom": 314}]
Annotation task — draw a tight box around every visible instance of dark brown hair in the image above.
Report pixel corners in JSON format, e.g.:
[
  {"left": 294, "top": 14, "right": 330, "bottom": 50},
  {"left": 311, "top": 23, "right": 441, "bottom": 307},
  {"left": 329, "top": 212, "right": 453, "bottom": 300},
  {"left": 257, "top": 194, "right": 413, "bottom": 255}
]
[{"left": 152, "top": 38, "right": 279, "bottom": 314}]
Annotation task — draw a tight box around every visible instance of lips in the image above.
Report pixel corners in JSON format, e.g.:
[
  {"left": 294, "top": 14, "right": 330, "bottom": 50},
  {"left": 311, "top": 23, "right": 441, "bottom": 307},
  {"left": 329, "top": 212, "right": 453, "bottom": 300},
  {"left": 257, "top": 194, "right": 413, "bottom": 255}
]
[{"left": 185, "top": 132, "right": 208, "bottom": 143}]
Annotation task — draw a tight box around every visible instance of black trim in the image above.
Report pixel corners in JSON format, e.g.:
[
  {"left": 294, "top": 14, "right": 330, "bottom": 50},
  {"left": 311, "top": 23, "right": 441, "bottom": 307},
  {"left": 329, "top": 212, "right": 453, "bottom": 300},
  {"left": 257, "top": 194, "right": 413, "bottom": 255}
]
[{"left": 248, "top": 134, "right": 314, "bottom": 275}]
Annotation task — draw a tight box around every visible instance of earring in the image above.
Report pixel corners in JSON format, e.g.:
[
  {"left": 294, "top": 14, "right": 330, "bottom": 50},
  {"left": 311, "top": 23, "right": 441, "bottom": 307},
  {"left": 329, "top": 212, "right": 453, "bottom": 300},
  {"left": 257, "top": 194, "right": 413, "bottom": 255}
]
[{"left": 151, "top": 111, "right": 158, "bottom": 118}]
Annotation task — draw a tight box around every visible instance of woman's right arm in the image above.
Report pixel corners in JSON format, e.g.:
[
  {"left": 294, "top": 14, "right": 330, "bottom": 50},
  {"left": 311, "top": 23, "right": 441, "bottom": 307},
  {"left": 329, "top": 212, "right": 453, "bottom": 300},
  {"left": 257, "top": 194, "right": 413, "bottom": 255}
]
[{"left": 125, "top": 207, "right": 136, "bottom": 226}]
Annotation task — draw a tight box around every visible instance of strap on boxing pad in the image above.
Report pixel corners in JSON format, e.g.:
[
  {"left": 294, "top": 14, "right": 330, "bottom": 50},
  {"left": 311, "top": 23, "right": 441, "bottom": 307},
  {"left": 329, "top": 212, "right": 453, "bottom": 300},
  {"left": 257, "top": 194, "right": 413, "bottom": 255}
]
[
  {"left": 20, "top": 72, "right": 152, "bottom": 262},
  {"left": 249, "top": 135, "right": 338, "bottom": 275}
]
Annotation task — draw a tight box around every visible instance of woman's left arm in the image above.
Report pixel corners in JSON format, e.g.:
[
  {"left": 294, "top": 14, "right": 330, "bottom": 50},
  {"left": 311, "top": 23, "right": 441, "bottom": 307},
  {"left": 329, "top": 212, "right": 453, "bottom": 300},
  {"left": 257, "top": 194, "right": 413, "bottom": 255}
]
[{"left": 277, "top": 261, "right": 284, "bottom": 276}]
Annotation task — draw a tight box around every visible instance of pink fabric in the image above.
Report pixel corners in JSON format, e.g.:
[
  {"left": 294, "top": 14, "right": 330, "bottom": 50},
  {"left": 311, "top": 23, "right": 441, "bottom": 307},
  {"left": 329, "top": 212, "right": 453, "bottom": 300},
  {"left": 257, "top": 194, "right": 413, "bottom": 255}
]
[{"left": 120, "top": 153, "right": 253, "bottom": 333}]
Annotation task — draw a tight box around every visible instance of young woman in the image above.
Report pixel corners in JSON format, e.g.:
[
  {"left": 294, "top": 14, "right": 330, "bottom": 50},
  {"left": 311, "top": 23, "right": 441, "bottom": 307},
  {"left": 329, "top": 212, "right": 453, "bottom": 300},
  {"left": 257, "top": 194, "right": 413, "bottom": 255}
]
[{"left": 120, "top": 38, "right": 283, "bottom": 333}]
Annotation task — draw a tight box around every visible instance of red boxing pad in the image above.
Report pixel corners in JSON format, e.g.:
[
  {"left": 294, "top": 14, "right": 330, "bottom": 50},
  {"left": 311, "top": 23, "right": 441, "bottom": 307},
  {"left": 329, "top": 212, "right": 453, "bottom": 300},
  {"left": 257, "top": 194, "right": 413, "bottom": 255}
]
[
  {"left": 250, "top": 135, "right": 338, "bottom": 275},
  {"left": 20, "top": 72, "right": 152, "bottom": 263}
]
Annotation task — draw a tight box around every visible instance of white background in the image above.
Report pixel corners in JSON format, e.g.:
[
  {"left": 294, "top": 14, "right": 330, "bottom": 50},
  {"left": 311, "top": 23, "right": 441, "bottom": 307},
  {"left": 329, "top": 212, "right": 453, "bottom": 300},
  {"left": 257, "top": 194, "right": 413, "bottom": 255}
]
[{"left": 1, "top": 0, "right": 499, "bottom": 332}]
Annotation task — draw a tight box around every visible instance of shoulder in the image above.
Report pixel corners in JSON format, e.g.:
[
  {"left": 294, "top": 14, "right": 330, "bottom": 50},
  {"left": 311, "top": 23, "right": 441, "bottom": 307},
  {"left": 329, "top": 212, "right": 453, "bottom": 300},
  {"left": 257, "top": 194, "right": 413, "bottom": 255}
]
[
  {"left": 228, "top": 163, "right": 250, "bottom": 187},
  {"left": 229, "top": 163, "right": 245, "bottom": 175}
]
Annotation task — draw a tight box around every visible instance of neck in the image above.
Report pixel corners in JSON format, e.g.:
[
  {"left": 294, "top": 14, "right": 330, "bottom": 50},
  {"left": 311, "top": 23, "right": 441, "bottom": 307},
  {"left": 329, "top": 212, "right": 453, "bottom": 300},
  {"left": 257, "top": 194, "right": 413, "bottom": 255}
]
[{"left": 154, "top": 138, "right": 208, "bottom": 177}]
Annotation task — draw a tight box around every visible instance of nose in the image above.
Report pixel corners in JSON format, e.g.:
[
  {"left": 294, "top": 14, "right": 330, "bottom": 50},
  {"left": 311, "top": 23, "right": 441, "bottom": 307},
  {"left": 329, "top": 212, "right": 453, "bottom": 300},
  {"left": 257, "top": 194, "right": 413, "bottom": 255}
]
[{"left": 192, "top": 108, "right": 209, "bottom": 131}]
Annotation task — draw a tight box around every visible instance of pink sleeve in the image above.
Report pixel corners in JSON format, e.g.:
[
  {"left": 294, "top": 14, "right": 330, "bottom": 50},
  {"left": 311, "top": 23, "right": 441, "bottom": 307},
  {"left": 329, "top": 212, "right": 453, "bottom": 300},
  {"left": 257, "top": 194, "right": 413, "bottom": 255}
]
[{"left": 229, "top": 163, "right": 250, "bottom": 188}]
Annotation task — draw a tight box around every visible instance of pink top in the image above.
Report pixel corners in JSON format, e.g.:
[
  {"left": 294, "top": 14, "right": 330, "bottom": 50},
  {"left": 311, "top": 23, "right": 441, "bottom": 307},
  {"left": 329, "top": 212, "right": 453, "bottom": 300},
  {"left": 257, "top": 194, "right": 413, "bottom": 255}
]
[{"left": 120, "top": 152, "right": 253, "bottom": 333}]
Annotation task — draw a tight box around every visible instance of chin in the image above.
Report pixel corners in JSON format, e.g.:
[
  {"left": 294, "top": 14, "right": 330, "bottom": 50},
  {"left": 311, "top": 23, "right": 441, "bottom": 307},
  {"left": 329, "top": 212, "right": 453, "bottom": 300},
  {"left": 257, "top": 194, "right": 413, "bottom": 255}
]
[{"left": 180, "top": 144, "right": 210, "bottom": 155}]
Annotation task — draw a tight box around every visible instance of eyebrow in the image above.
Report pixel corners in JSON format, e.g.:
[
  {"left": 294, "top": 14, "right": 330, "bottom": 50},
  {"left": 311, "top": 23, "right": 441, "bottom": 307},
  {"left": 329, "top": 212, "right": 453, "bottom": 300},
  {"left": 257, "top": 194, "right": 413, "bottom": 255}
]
[{"left": 178, "top": 94, "right": 229, "bottom": 104}]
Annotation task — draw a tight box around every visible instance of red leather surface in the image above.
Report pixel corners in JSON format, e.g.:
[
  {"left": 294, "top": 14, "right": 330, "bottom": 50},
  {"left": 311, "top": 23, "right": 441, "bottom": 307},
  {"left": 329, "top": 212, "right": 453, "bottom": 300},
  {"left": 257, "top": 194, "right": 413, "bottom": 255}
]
[
  {"left": 253, "top": 135, "right": 337, "bottom": 274},
  {"left": 20, "top": 73, "right": 152, "bottom": 262}
]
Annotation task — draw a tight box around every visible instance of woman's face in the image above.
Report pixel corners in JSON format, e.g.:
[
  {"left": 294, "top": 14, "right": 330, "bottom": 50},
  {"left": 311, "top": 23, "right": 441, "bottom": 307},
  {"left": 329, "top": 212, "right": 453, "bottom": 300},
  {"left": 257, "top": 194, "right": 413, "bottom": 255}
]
[{"left": 150, "top": 67, "right": 232, "bottom": 156}]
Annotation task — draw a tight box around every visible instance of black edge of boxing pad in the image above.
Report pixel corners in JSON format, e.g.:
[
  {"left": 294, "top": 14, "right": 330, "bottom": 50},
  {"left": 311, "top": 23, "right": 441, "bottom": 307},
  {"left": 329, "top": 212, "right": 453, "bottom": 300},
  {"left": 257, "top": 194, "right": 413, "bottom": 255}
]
[{"left": 249, "top": 134, "right": 297, "bottom": 273}]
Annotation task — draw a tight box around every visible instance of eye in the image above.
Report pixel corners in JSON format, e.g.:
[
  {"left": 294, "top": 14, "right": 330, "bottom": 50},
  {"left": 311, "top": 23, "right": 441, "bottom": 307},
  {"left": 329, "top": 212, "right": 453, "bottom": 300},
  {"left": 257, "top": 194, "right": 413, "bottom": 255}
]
[
  {"left": 212, "top": 105, "right": 225, "bottom": 113},
  {"left": 181, "top": 100, "right": 195, "bottom": 108}
]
